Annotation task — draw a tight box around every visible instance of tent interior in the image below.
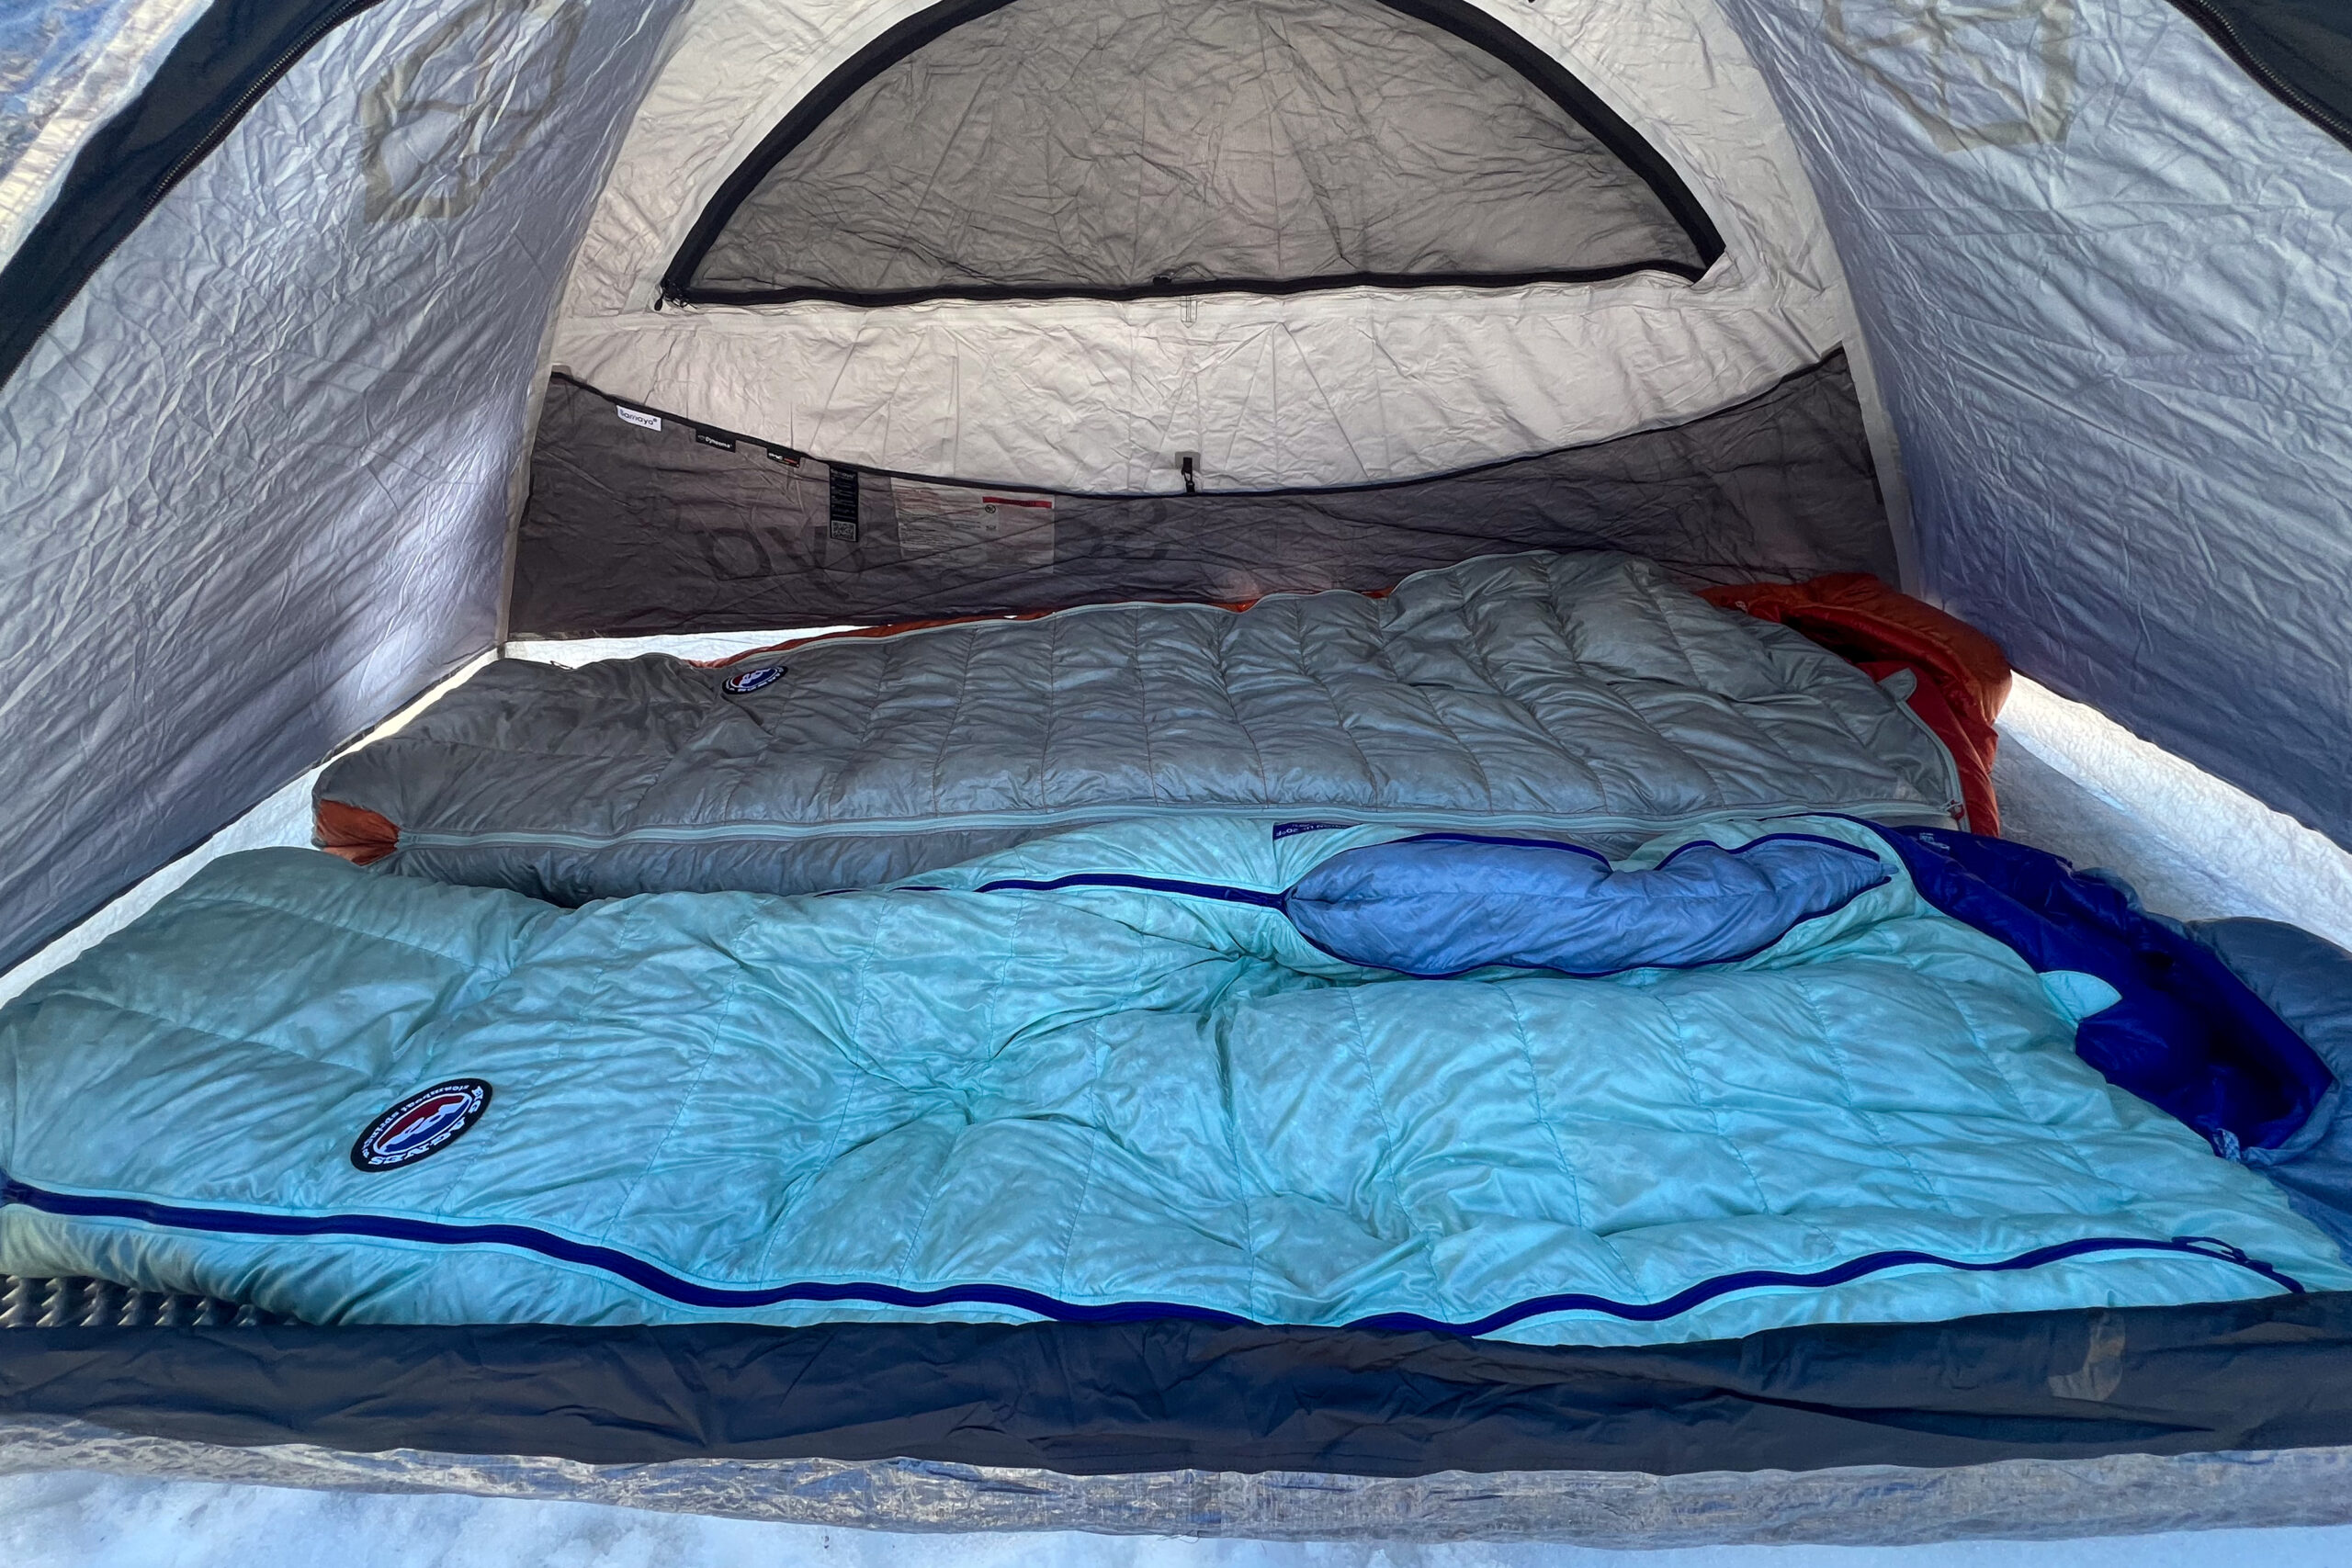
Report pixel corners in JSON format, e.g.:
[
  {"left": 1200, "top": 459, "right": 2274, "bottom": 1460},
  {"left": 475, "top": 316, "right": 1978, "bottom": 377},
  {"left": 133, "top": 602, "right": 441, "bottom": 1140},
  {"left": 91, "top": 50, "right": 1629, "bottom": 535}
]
[{"left": 2, "top": 0, "right": 2351, "bottom": 1540}]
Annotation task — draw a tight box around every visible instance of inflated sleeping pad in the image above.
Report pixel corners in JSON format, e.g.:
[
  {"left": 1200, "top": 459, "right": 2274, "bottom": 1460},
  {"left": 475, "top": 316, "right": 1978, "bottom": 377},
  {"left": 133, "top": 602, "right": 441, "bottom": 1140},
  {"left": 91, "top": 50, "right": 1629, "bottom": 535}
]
[
  {"left": 1, "top": 813, "right": 2340, "bottom": 1337},
  {"left": 16, "top": 1295, "right": 2352, "bottom": 1482},
  {"left": 315, "top": 551, "right": 1964, "bottom": 903}
]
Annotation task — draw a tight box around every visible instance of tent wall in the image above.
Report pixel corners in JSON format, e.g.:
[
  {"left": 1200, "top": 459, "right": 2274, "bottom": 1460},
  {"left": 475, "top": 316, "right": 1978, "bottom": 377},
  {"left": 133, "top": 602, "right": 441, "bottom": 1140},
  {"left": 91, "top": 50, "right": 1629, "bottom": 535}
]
[
  {"left": 1714, "top": 0, "right": 2352, "bottom": 850},
  {"left": 0, "top": 0, "right": 684, "bottom": 971},
  {"left": 512, "top": 355, "right": 1890, "bottom": 637}
]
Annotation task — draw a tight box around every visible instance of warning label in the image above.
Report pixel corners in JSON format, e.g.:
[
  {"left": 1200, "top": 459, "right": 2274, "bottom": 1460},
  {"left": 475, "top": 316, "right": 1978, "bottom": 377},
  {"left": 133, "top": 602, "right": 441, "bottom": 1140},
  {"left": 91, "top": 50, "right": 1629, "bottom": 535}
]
[{"left": 890, "top": 480, "right": 1054, "bottom": 570}]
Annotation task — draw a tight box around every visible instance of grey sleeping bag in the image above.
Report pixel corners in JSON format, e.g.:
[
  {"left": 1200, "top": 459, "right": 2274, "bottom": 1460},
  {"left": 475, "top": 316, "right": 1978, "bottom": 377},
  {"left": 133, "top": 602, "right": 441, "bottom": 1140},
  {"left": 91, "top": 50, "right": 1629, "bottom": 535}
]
[{"left": 318, "top": 552, "right": 1963, "bottom": 903}]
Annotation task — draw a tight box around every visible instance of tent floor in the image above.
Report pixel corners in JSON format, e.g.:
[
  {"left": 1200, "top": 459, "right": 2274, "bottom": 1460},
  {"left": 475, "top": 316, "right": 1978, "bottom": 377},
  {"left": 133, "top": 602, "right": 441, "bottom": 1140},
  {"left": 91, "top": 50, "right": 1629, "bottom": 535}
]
[
  {"left": 7, "top": 1467, "right": 2352, "bottom": 1563},
  {"left": 4, "top": 1413, "right": 2352, "bottom": 1547}
]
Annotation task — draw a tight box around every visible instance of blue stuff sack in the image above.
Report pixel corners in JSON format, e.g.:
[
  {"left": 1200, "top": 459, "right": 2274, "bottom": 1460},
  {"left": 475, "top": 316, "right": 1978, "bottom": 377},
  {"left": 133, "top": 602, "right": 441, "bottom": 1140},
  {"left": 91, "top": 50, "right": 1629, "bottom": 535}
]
[{"left": 1283, "top": 831, "right": 1888, "bottom": 978}]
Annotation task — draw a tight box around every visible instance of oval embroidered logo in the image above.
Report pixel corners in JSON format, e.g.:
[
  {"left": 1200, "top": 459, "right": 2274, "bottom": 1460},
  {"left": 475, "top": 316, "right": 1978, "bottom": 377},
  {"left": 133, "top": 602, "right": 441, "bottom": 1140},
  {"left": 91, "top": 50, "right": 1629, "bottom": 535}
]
[
  {"left": 723, "top": 665, "right": 785, "bottom": 694},
  {"left": 351, "top": 1079, "right": 492, "bottom": 1171}
]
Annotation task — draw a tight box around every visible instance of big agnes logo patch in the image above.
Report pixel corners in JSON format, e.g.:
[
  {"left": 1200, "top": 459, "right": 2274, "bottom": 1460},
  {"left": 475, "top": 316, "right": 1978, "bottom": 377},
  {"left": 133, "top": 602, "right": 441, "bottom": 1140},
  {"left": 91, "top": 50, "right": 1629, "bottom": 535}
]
[{"left": 350, "top": 1079, "right": 493, "bottom": 1172}]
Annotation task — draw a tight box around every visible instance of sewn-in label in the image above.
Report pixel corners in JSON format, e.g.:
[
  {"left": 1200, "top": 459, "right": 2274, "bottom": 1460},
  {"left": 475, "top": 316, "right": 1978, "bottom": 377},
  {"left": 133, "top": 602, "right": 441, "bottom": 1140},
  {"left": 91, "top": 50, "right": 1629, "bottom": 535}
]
[
  {"left": 694, "top": 428, "right": 736, "bottom": 451},
  {"left": 616, "top": 406, "right": 661, "bottom": 431},
  {"left": 892, "top": 480, "right": 1054, "bottom": 569},
  {"left": 828, "top": 467, "right": 861, "bottom": 543}
]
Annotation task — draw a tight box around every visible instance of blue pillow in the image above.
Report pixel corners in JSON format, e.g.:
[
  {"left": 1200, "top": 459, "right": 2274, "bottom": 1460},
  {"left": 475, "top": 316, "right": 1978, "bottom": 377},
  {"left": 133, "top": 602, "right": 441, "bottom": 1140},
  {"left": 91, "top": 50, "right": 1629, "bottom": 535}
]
[{"left": 1283, "top": 832, "right": 1888, "bottom": 978}]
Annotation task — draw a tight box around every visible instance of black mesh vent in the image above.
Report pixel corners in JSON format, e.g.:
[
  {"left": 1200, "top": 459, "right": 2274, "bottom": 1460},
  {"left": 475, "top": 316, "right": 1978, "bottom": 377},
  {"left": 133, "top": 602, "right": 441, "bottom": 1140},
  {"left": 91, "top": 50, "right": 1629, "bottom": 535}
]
[{"left": 670, "top": 0, "right": 1718, "bottom": 305}]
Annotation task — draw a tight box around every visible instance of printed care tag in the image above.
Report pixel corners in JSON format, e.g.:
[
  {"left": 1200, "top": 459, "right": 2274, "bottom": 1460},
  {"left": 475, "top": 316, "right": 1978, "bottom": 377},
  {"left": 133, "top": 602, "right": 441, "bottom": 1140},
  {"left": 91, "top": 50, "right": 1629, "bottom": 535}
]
[{"left": 891, "top": 480, "right": 1054, "bottom": 570}]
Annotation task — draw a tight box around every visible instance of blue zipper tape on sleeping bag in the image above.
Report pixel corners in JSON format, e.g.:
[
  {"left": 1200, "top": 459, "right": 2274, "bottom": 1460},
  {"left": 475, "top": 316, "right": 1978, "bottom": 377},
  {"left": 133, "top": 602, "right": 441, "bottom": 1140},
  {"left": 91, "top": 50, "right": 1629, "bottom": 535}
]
[
  {"left": 969, "top": 872, "right": 1289, "bottom": 908},
  {"left": 0, "top": 1172, "right": 2300, "bottom": 1330},
  {"left": 958, "top": 835, "right": 1891, "bottom": 981}
]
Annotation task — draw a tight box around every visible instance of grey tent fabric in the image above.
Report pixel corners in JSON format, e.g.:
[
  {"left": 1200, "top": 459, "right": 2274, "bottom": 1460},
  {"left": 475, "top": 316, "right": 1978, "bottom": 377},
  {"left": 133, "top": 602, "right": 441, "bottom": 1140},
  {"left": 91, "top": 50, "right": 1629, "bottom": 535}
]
[
  {"left": 683, "top": 0, "right": 1705, "bottom": 301},
  {"left": 512, "top": 355, "right": 1894, "bottom": 637},
  {"left": 1714, "top": 0, "right": 2352, "bottom": 852},
  {"left": 0, "top": 0, "right": 684, "bottom": 974}
]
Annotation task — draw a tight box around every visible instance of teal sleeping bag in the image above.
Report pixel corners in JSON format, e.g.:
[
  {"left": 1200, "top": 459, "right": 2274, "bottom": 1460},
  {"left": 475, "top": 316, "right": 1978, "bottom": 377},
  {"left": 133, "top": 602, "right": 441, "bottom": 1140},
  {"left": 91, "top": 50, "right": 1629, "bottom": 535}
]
[{"left": 0, "top": 814, "right": 2342, "bottom": 1342}]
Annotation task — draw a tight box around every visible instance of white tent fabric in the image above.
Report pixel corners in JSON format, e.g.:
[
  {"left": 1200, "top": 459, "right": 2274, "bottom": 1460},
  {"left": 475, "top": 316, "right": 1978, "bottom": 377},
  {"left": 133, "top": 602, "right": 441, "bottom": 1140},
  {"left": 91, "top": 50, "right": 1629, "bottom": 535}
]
[{"left": 551, "top": 0, "right": 1859, "bottom": 491}]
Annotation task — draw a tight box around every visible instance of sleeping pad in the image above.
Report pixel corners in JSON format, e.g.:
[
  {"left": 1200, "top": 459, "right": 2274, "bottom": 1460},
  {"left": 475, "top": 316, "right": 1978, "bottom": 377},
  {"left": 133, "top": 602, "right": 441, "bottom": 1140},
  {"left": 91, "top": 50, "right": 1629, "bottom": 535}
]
[
  {"left": 3, "top": 813, "right": 2342, "bottom": 1341},
  {"left": 315, "top": 551, "right": 1965, "bottom": 902}
]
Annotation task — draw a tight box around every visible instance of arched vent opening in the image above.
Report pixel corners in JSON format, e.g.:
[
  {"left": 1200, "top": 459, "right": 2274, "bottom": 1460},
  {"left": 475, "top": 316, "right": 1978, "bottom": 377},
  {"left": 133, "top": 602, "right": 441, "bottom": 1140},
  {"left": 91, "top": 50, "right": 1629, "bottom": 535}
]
[{"left": 664, "top": 0, "right": 1723, "bottom": 306}]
